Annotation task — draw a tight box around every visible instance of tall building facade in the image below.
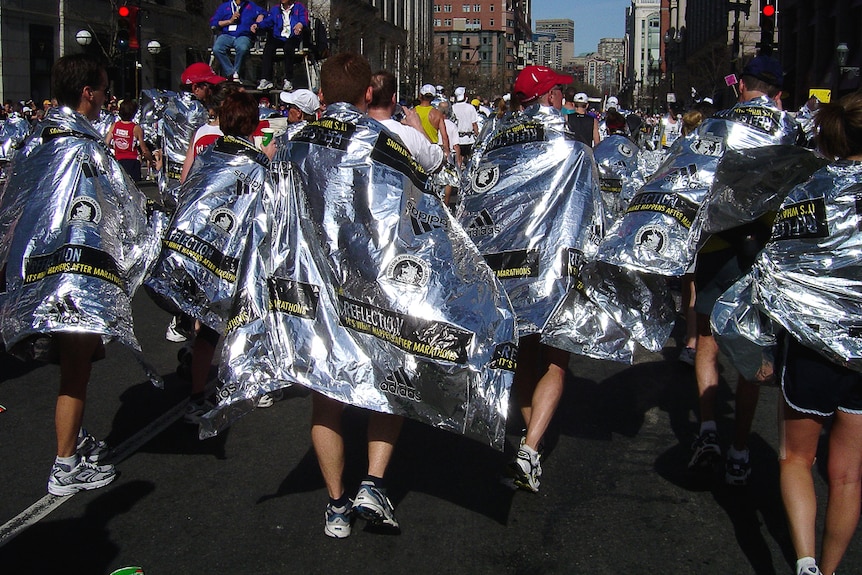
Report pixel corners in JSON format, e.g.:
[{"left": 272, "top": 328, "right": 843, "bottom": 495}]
[
  {"left": 533, "top": 18, "right": 574, "bottom": 68},
  {"left": 432, "top": 0, "right": 532, "bottom": 98}
]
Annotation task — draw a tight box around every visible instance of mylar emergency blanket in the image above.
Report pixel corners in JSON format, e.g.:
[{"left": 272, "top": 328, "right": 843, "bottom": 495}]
[
  {"left": 205, "top": 105, "right": 518, "bottom": 450},
  {"left": 749, "top": 161, "right": 862, "bottom": 371},
  {"left": 597, "top": 97, "right": 800, "bottom": 276},
  {"left": 457, "top": 104, "right": 603, "bottom": 336},
  {"left": 688, "top": 145, "right": 829, "bottom": 253},
  {"left": 146, "top": 135, "right": 271, "bottom": 333},
  {"left": 0, "top": 115, "right": 31, "bottom": 163},
  {"left": 0, "top": 107, "right": 161, "bottom": 380},
  {"left": 593, "top": 134, "right": 644, "bottom": 227},
  {"left": 156, "top": 92, "right": 209, "bottom": 207}
]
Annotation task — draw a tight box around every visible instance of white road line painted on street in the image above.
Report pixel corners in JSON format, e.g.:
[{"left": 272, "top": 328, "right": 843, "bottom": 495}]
[{"left": 0, "top": 398, "right": 190, "bottom": 548}]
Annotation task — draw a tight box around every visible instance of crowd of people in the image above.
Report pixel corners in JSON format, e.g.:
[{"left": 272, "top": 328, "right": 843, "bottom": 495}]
[{"left": 3, "top": 42, "right": 862, "bottom": 575}]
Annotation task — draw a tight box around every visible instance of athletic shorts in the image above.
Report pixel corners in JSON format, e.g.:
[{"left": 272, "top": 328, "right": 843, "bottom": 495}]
[
  {"left": 693, "top": 247, "right": 743, "bottom": 316},
  {"left": 781, "top": 336, "right": 862, "bottom": 416}
]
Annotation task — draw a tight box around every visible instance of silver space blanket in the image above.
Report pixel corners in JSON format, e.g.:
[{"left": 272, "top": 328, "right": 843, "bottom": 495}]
[
  {"left": 0, "top": 107, "right": 161, "bottom": 379},
  {"left": 592, "top": 134, "right": 644, "bottom": 227},
  {"left": 154, "top": 91, "right": 209, "bottom": 207},
  {"left": 145, "top": 135, "right": 271, "bottom": 332},
  {"left": 747, "top": 161, "right": 862, "bottom": 371},
  {"left": 598, "top": 97, "right": 800, "bottom": 276},
  {"left": 0, "top": 115, "right": 31, "bottom": 162},
  {"left": 205, "top": 104, "right": 518, "bottom": 449},
  {"left": 457, "top": 104, "right": 604, "bottom": 336},
  {"left": 90, "top": 109, "right": 119, "bottom": 139}
]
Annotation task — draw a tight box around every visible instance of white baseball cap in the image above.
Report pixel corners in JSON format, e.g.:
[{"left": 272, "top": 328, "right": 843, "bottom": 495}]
[
  {"left": 573, "top": 92, "right": 589, "bottom": 104},
  {"left": 454, "top": 86, "right": 466, "bottom": 101},
  {"left": 420, "top": 84, "right": 436, "bottom": 97},
  {"left": 280, "top": 89, "right": 320, "bottom": 115},
  {"left": 606, "top": 96, "right": 619, "bottom": 109}
]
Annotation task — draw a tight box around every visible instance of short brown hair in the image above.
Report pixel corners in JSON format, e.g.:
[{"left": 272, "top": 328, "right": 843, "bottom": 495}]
[
  {"left": 218, "top": 91, "right": 259, "bottom": 137},
  {"left": 52, "top": 53, "right": 105, "bottom": 109},
  {"left": 369, "top": 70, "right": 397, "bottom": 109},
  {"left": 320, "top": 52, "right": 371, "bottom": 107},
  {"left": 118, "top": 99, "right": 139, "bottom": 121}
]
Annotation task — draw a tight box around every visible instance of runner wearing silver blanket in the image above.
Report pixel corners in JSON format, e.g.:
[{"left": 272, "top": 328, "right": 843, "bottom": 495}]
[
  {"left": 212, "top": 53, "right": 516, "bottom": 537},
  {"left": 0, "top": 54, "right": 161, "bottom": 496}
]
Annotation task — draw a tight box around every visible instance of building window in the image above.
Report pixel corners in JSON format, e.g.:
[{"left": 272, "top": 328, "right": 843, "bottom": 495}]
[
  {"left": 465, "top": 37, "right": 470, "bottom": 45},
  {"left": 434, "top": 18, "right": 441, "bottom": 26},
  {"left": 489, "top": 18, "right": 494, "bottom": 25},
  {"left": 434, "top": 4, "right": 440, "bottom": 11},
  {"left": 463, "top": 4, "right": 470, "bottom": 11},
  {"left": 444, "top": 4, "right": 452, "bottom": 12},
  {"left": 440, "top": 36, "right": 445, "bottom": 44},
  {"left": 474, "top": 4, "right": 481, "bottom": 11},
  {"left": 445, "top": 18, "right": 452, "bottom": 25},
  {"left": 482, "top": 36, "right": 489, "bottom": 45},
  {"left": 490, "top": 4, "right": 494, "bottom": 11}
]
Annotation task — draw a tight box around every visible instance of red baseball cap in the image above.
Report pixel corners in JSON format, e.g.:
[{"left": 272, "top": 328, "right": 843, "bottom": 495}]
[
  {"left": 513, "top": 65, "right": 572, "bottom": 103},
  {"left": 181, "top": 62, "right": 226, "bottom": 86}
]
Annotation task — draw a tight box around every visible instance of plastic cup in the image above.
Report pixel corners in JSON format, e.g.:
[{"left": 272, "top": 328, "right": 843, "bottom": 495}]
[{"left": 261, "top": 128, "right": 275, "bottom": 147}]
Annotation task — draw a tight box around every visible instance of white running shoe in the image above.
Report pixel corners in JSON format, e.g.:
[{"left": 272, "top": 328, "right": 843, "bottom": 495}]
[
  {"left": 282, "top": 79, "right": 293, "bottom": 91},
  {"left": 324, "top": 501, "right": 353, "bottom": 538},
  {"left": 257, "top": 79, "right": 274, "bottom": 90},
  {"left": 352, "top": 481, "right": 399, "bottom": 529},
  {"left": 48, "top": 457, "right": 117, "bottom": 496},
  {"left": 509, "top": 444, "right": 542, "bottom": 492}
]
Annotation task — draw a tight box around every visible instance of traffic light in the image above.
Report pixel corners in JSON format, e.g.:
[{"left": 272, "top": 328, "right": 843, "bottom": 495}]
[
  {"left": 116, "top": 5, "right": 139, "bottom": 52},
  {"left": 759, "top": 1, "right": 776, "bottom": 55}
]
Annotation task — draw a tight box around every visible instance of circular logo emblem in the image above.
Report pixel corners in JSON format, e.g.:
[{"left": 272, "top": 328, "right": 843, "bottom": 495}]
[
  {"left": 472, "top": 165, "right": 500, "bottom": 193},
  {"left": 68, "top": 197, "right": 101, "bottom": 224},
  {"left": 617, "top": 143, "right": 634, "bottom": 158},
  {"left": 635, "top": 225, "right": 667, "bottom": 254},
  {"left": 210, "top": 208, "right": 236, "bottom": 234},
  {"left": 385, "top": 255, "right": 430, "bottom": 288}
]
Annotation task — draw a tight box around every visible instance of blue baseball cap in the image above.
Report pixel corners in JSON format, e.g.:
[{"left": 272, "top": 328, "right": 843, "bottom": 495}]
[{"left": 742, "top": 56, "right": 783, "bottom": 88}]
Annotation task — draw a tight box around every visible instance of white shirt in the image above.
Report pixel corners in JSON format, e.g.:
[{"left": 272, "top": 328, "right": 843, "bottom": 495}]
[
  {"left": 380, "top": 119, "right": 444, "bottom": 173},
  {"left": 440, "top": 119, "right": 459, "bottom": 158},
  {"left": 452, "top": 101, "right": 478, "bottom": 145}
]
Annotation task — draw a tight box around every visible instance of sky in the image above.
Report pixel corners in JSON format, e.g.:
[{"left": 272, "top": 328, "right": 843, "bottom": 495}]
[{"left": 531, "top": 0, "right": 631, "bottom": 56}]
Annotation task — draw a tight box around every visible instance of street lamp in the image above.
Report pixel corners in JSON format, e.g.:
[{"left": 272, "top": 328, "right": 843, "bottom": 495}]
[
  {"left": 75, "top": 29, "right": 92, "bottom": 47},
  {"left": 147, "top": 40, "right": 161, "bottom": 55},
  {"left": 837, "top": 43, "right": 860, "bottom": 78}
]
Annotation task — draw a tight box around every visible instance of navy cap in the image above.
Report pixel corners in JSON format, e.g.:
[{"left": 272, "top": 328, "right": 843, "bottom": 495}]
[{"left": 742, "top": 56, "right": 783, "bottom": 88}]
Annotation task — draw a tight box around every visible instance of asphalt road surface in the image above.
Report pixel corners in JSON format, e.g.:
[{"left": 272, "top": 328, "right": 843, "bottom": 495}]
[{"left": 0, "top": 291, "right": 859, "bottom": 574}]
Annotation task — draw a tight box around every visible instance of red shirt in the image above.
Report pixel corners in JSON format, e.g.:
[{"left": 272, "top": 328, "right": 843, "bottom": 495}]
[{"left": 111, "top": 120, "right": 138, "bottom": 161}]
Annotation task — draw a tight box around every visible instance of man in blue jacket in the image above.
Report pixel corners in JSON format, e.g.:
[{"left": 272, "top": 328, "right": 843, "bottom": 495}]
[
  {"left": 210, "top": 0, "right": 265, "bottom": 82},
  {"left": 256, "top": 0, "right": 309, "bottom": 91}
]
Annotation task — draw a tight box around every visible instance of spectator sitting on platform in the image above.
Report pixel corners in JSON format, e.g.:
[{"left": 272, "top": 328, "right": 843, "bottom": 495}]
[
  {"left": 257, "top": 0, "right": 309, "bottom": 92},
  {"left": 210, "top": 0, "right": 266, "bottom": 82}
]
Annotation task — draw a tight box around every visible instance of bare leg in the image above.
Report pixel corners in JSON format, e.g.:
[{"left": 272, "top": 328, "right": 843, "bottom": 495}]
[
  {"left": 820, "top": 410, "right": 862, "bottom": 575},
  {"left": 367, "top": 412, "right": 403, "bottom": 478},
  {"left": 681, "top": 273, "right": 697, "bottom": 350},
  {"left": 779, "top": 401, "right": 823, "bottom": 563},
  {"left": 731, "top": 376, "right": 760, "bottom": 451},
  {"left": 694, "top": 313, "right": 720, "bottom": 424},
  {"left": 190, "top": 336, "right": 216, "bottom": 396},
  {"left": 522, "top": 344, "right": 568, "bottom": 452},
  {"left": 311, "top": 392, "right": 346, "bottom": 499},
  {"left": 55, "top": 333, "right": 100, "bottom": 457},
  {"left": 513, "top": 334, "right": 542, "bottom": 430}
]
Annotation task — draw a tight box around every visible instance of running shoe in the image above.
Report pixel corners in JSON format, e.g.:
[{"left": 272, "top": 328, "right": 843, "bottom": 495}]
[
  {"left": 165, "top": 315, "right": 193, "bottom": 342},
  {"left": 257, "top": 79, "right": 274, "bottom": 90},
  {"left": 282, "top": 79, "right": 293, "bottom": 91},
  {"left": 256, "top": 389, "right": 284, "bottom": 408},
  {"left": 798, "top": 565, "right": 823, "bottom": 575},
  {"left": 678, "top": 346, "right": 696, "bottom": 366},
  {"left": 324, "top": 501, "right": 353, "bottom": 538},
  {"left": 47, "top": 457, "right": 117, "bottom": 496},
  {"left": 725, "top": 451, "right": 751, "bottom": 486},
  {"left": 184, "top": 397, "right": 216, "bottom": 425},
  {"left": 352, "top": 481, "right": 400, "bottom": 529},
  {"left": 688, "top": 430, "right": 721, "bottom": 470},
  {"left": 509, "top": 444, "right": 542, "bottom": 493},
  {"left": 77, "top": 428, "right": 108, "bottom": 463}
]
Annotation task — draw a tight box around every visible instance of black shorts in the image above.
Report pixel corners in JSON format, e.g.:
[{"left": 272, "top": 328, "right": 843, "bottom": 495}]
[
  {"left": 781, "top": 336, "right": 862, "bottom": 416},
  {"left": 693, "top": 247, "right": 743, "bottom": 316}
]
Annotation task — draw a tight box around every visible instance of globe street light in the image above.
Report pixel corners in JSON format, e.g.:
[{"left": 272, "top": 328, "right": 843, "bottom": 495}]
[
  {"left": 75, "top": 30, "right": 92, "bottom": 47},
  {"left": 147, "top": 40, "right": 161, "bottom": 55}
]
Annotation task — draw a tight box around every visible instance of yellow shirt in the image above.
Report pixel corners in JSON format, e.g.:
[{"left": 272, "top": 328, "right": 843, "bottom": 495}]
[{"left": 414, "top": 104, "right": 439, "bottom": 143}]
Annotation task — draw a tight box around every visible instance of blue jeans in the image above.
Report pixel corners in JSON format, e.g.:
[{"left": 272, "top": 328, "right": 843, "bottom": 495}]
[{"left": 213, "top": 34, "right": 253, "bottom": 77}]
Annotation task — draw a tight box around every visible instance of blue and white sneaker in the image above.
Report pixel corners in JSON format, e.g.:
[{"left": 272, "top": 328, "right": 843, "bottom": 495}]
[
  {"left": 47, "top": 457, "right": 117, "bottom": 496},
  {"left": 77, "top": 428, "right": 108, "bottom": 463},
  {"left": 509, "top": 444, "right": 542, "bottom": 493},
  {"left": 324, "top": 501, "right": 353, "bottom": 538},
  {"left": 352, "top": 481, "right": 399, "bottom": 530}
]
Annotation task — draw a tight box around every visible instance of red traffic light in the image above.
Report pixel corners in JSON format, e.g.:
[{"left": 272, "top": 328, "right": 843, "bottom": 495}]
[
  {"left": 762, "top": 4, "right": 775, "bottom": 17},
  {"left": 118, "top": 6, "right": 130, "bottom": 17}
]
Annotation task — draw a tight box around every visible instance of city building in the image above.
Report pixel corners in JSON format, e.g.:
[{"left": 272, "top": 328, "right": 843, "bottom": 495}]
[{"left": 533, "top": 18, "right": 574, "bottom": 69}]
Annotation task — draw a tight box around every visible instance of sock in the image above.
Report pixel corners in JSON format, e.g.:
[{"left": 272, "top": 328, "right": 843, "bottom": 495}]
[
  {"left": 796, "top": 557, "right": 818, "bottom": 575},
  {"left": 727, "top": 446, "right": 750, "bottom": 461},
  {"left": 330, "top": 493, "right": 350, "bottom": 509},
  {"left": 700, "top": 420, "right": 717, "bottom": 434},
  {"left": 362, "top": 475, "right": 385, "bottom": 490},
  {"left": 56, "top": 454, "right": 79, "bottom": 468}
]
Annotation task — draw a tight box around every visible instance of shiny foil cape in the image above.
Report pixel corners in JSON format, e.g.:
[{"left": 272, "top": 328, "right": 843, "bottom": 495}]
[
  {"left": 0, "top": 107, "right": 160, "bottom": 369},
  {"left": 592, "top": 134, "right": 644, "bottom": 227},
  {"left": 456, "top": 104, "right": 603, "bottom": 336},
  {"left": 136, "top": 88, "right": 168, "bottom": 147},
  {"left": 598, "top": 97, "right": 799, "bottom": 276},
  {"left": 209, "top": 104, "right": 517, "bottom": 449},
  {"left": 689, "top": 145, "right": 829, "bottom": 253},
  {"left": 0, "top": 115, "right": 31, "bottom": 162},
  {"left": 750, "top": 161, "right": 862, "bottom": 369},
  {"left": 156, "top": 92, "right": 209, "bottom": 205},
  {"left": 146, "top": 135, "right": 271, "bottom": 332}
]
